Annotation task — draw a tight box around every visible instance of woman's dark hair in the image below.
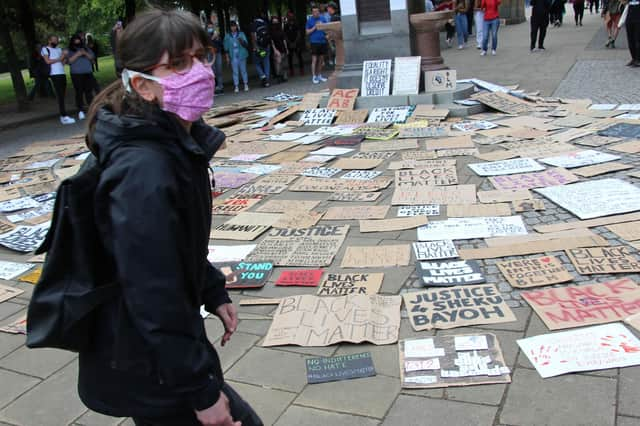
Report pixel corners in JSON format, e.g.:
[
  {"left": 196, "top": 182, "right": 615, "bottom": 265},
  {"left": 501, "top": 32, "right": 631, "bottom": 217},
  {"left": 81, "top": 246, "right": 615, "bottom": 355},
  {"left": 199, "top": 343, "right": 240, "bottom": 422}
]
[
  {"left": 69, "top": 34, "right": 83, "bottom": 51},
  {"left": 86, "top": 8, "right": 209, "bottom": 148}
]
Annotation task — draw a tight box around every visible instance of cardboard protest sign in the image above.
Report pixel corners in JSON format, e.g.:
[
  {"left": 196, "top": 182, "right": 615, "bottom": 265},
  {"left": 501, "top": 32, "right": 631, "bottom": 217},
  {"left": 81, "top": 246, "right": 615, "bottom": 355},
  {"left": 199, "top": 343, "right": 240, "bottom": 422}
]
[
  {"left": 0, "top": 284, "right": 23, "bottom": 303},
  {"left": 499, "top": 140, "right": 577, "bottom": 159},
  {"left": 522, "top": 278, "right": 640, "bottom": 330},
  {"left": 341, "top": 170, "right": 382, "bottom": 180},
  {"left": 262, "top": 294, "right": 402, "bottom": 347},
  {"left": 606, "top": 221, "right": 640, "bottom": 241},
  {"left": 332, "top": 158, "right": 382, "bottom": 170},
  {"left": 566, "top": 246, "right": 640, "bottom": 274},
  {"left": 473, "top": 91, "right": 536, "bottom": 114},
  {"left": 534, "top": 212, "right": 640, "bottom": 234},
  {"left": 324, "top": 205, "right": 389, "bottom": 220},
  {"left": 352, "top": 151, "right": 397, "bottom": 160},
  {"left": 400, "top": 333, "right": 511, "bottom": 389},
  {"left": 19, "top": 268, "right": 41, "bottom": 284},
  {"left": 265, "top": 132, "right": 308, "bottom": 142},
  {"left": 573, "top": 162, "right": 632, "bottom": 177},
  {"left": 490, "top": 168, "right": 579, "bottom": 191},
  {"left": 550, "top": 114, "right": 593, "bottom": 128},
  {"left": 212, "top": 212, "right": 281, "bottom": 241},
  {"left": 0, "top": 223, "right": 50, "bottom": 252},
  {"left": 311, "top": 147, "right": 354, "bottom": 157},
  {"left": 341, "top": 245, "right": 411, "bottom": 268},
  {"left": 0, "top": 260, "right": 35, "bottom": 280},
  {"left": 245, "top": 225, "right": 349, "bottom": 267},
  {"left": 513, "top": 199, "right": 545, "bottom": 212},
  {"left": 398, "top": 126, "right": 448, "bottom": 139},
  {"left": 573, "top": 134, "right": 622, "bottom": 147},
  {"left": 240, "top": 164, "right": 282, "bottom": 176},
  {"left": 397, "top": 204, "right": 440, "bottom": 217},
  {"left": 275, "top": 269, "right": 324, "bottom": 287},
  {"left": 306, "top": 352, "right": 376, "bottom": 385},
  {"left": 609, "top": 140, "right": 640, "bottom": 154},
  {"left": 388, "top": 157, "right": 452, "bottom": 170},
  {"left": 485, "top": 228, "right": 597, "bottom": 247},
  {"left": 538, "top": 150, "right": 620, "bottom": 169},
  {"left": 303, "top": 155, "right": 335, "bottom": 163},
  {"left": 518, "top": 323, "right": 640, "bottom": 378},
  {"left": 459, "top": 235, "right": 609, "bottom": 260},
  {"left": 496, "top": 256, "right": 572, "bottom": 288},
  {"left": 302, "top": 167, "right": 343, "bottom": 178},
  {"left": 447, "top": 203, "right": 511, "bottom": 218},
  {"left": 452, "top": 120, "right": 498, "bottom": 132},
  {"left": 395, "top": 165, "right": 458, "bottom": 187},
  {"left": 214, "top": 261, "right": 273, "bottom": 289},
  {"left": 0, "top": 315, "right": 27, "bottom": 335},
  {"left": 417, "top": 260, "right": 485, "bottom": 287},
  {"left": 403, "top": 284, "right": 516, "bottom": 331},
  {"left": 426, "top": 136, "right": 474, "bottom": 151},
  {"left": 328, "top": 192, "right": 381, "bottom": 202},
  {"left": 234, "top": 183, "right": 288, "bottom": 195},
  {"left": 392, "top": 185, "right": 477, "bottom": 206},
  {"left": 468, "top": 158, "right": 545, "bottom": 177},
  {"left": 273, "top": 211, "right": 324, "bottom": 229},
  {"left": 392, "top": 56, "right": 421, "bottom": 95},
  {"left": 361, "top": 60, "right": 392, "bottom": 97},
  {"left": 412, "top": 240, "right": 458, "bottom": 261},
  {"left": 290, "top": 177, "right": 392, "bottom": 193},
  {"left": 417, "top": 216, "right": 527, "bottom": 241},
  {"left": 535, "top": 178, "right": 640, "bottom": 220},
  {"left": 359, "top": 216, "right": 428, "bottom": 233},
  {"left": 425, "top": 70, "right": 456, "bottom": 92},
  {"left": 317, "top": 272, "right": 384, "bottom": 296},
  {"left": 256, "top": 200, "right": 320, "bottom": 213},
  {"left": 335, "top": 110, "right": 369, "bottom": 124},
  {"left": 207, "top": 245, "right": 256, "bottom": 263},
  {"left": 360, "top": 138, "right": 417, "bottom": 152},
  {"left": 300, "top": 108, "right": 337, "bottom": 126},
  {"left": 436, "top": 148, "right": 480, "bottom": 158},
  {"left": 367, "top": 107, "right": 412, "bottom": 124},
  {"left": 626, "top": 312, "right": 640, "bottom": 332},
  {"left": 212, "top": 198, "right": 261, "bottom": 216},
  {"left": 0, "top": 196, "right": 40, "bottom": 213},
  {"left": 327, "top": 88, "right": 359, "bottom": 110},
  {"left": 323, "top": 135, "right": 365, "bottom": 147}
]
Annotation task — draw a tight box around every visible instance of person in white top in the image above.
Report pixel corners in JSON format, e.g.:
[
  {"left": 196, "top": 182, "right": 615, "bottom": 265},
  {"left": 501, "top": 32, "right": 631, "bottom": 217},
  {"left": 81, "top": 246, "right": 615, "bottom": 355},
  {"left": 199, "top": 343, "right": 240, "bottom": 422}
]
[{"left": 41, "top": 35, "right": 76, "bottom": 125}]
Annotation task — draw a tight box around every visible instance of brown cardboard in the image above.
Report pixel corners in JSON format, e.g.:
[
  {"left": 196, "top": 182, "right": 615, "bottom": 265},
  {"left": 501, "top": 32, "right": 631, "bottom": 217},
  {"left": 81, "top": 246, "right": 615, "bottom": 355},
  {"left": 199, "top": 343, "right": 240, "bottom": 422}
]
[
  {"left": 474, "top": 150, "right": 519, "bottom": 162},
  {"left": 426, "top": 136, "right": 474, "bottom": 151},
  {"left": 389, "top": 158, "right": 455, "bottom": 170},
  {"left": 331, "top": 158, "right": 383, "bottom": 170},
  {"left": 609, "top": 140, "right": 640, "bottom": 154},
  {"left": 522, "top": 278, "right": 640, "bottom": 330},
  {"left": 447, "top": 203, "right": 511, "bottom": 217},
  {"left": 328, "top": 192, "right": 381, "bottom": 202},
  {"left": 534, "top": 212, "right": 640, "bottom": 233},
  {"left": 324, "top": 205, "right": 389, "bottom": 220},
  {"left": 317, "top": 272, "right": 384, "bottom": 296},
  {"left": 268, "top": 105, "right": 300, "bottom": 125},
  {"left": 273, "top": 211, "right": 324, "bottom": 229},
  {"left": 391, "top": 185, "right": 476, "bottom": 205},
  {"left": 436, "top": 148, "right": 480, "bottom": 157},
  {"left": 359, "top": 216, "right": 428, "bottom": 233},
  {"left": 512, "top": 199, "right": 545, "bottom": 213},
  {"left": 262, "top": 294, "right": 402, "bottom": 347},
  {"left": 255, "top": 174, "right": 299, "bottom": 186},
  {"left": 459, "top": 235, "right": 609, "bottom": 260},
  {"left": 566, "top": 246, "right": 640, "bottom": 274},
  {"left": 212, "top": 198, "right": 261, "bottom": 216},
  {"left": 573, "top": 162, "right": 633, "bottom": 177},
  {"left": 473, "top": 92, "right": 536, "bottom": 114},
  {"left": 326, "top": 88, "right": 359, "bottom": 110},
  {"left": 477, "top": 189, "right": 533, "bottom": 203},
  {"left": 290, "top": 177, "right": 392, "bottom": 192},
  {"left": 239, "top": 298, "right": 281, "bottom": 306},
  {"left": 400, "top": 151, "right": 439, "bottom": 161},
  {"left": 497, "top": 256, "right": 573, "bottom": 288},
  {"left": 395, "top": 166, "right": 458, "bottom": 187},
  {"left": 489, "top": 168, "right": 579, "bottom": 191},
  {"left": 0, "top": 284, "right": 24, "bottom": 303},
  {"left": 341, "top": 244, "right": 411, "bottom": 268},
  {"left": 211, "top": 212, "right": 282, "bottom": 240},
  {"left": 607, "top": 221, "right": 640, "bottom": 241},
  {"left": 485, "top": 228, "right": 598, "bottom": 247},
  {"left": 335, "top": 109, "right": 369, "bottom": 124},
  {"left": 625, "top": 312, "right": 640, "bottom": 332},
  {"left": 256, "top": 200, "right": 321, "bottom": 213},
  {"left": 403, "top": 284, "right": 516, "bottom": 331},
  {"left": 360, "top": 139, "right": 419, "bottom": 152},
  {"left": 262, "top": 151, "right": 308, "bottom": 164}
]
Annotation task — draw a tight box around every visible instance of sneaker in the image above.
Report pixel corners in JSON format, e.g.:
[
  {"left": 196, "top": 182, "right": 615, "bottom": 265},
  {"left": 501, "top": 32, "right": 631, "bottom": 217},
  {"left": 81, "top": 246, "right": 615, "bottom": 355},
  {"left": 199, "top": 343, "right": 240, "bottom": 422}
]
[
  {"left": 477, "top": 46, "right": 482, "bottom": 49},
  {"left": 538, "top": 46, "right": 546, "bottom": 51},
  {"left": 244, "top": 83, "right": 249, "bottom": 92},
  {"left": 234, "top": 86, "right": 239, "bottom": 93},
  {"left": 458, "top": 44, "right": 464, "bottom": 50},
  {"left": 530, "top": 47, "right": 537, "bottom": 52},
  {"left": 215, "top": 88, "right": 224, "bottom": 95},
  {"left": 491, "top": 50, "right": 496, "bottom": 55},
  {"left": 480, "top": 50, "right": 487, "bottom": 56},
  {"left": 317, "top": 75, "right": 328, "bottom": 82},
  {"left": 78, "top": 111, "right": 86, "bottom": 120},
  {"left": 627, "top": 60, "right": 636, "bottom": 66},
  {"left": 60, "top": 116, "right": 76, "bottom": 125},
  {"left": 312, "top": 76, "right": 320, "bottom": 84}
]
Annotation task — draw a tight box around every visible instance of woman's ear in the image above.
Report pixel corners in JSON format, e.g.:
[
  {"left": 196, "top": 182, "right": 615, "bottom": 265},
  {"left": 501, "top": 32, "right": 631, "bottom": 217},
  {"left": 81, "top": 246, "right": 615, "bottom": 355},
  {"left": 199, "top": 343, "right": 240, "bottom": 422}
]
[{"left": 130, "top": 76, "right": 158, "bottom": 102}]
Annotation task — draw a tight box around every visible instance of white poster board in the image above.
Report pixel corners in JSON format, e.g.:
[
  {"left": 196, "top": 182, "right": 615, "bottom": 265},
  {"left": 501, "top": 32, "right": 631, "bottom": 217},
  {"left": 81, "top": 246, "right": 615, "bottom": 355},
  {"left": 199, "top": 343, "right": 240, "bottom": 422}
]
[
  {"left": 412, "top": 240, "right": 458, "bottom": 260},
  {"left": 300, "top": 108, "right": 337, "bottom": 126},
  {"left": 468, "top": 158, "right": 546, "bottom": 176},
  {"left": 367, "top": 107, "right": 412, "bottom": 124},
  {"left": 538, "top": 150, "right": 620, "bottom": 169},
  {"left": 425, "top": 70, "right": 457, "bottom": 93},
  {"left": 361, "top": 60, "right": 392, "bottom": 97},
  {"left": 392, "top": 56, "right": 421, "bottom": 95},
  {"left": 517, "top": 323, "right": 640, "bottom": 378},
  {"left": 417, "top": 216, "right": 528, "bottom": 241},
  {"left": 534, "top": 178, "right": 640, "bottom": 220}
]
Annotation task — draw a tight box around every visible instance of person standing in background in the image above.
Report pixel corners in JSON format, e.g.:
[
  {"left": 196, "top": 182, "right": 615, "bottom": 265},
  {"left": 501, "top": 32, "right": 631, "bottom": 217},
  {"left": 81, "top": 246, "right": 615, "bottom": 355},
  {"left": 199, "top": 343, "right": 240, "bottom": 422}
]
[
  {"left": 224, "top": 21, "right": 250, "bottom": 92},
  {"left": 207, "top": 16, "right": 225, "bottom": 95},
  {"left": 481, "top": 0, "right": 501, "bottom": 55},
  {"left": 625, "top": 0, "right": 640, "bottom": 66},
  {"left": 251, "top": 12, "right": 272, "bottom": 87},
  {"left": 590, "top": 0, "right": 600, "bottom": 13},
  {"left": 285, "top": 10, "right": 305, "bottom": 76},
  {"left": 604, "top": 0, "right": 623, "bottom": 47},
  {"left": 67, "top": 33, "right": 95, "bottom": 121},
  {"left": 84, "top": 33, "right": 101, "bottom": 95},
  {"left": 41, "top": 35, "right": 76, "bottom": 125},
  {"left": 455, "top": 0, "right": 470, "bottom": 49},
  {"left": 531, "top": 0, "right": 551, "bottom": 51},
  {"left": 466, "top": 0, "right": 475, "bottom": 37},
  {"left": 474, "top": 0, "right": 485, "bottom": 49},
  {"left": 270, "top": 16, "right": 289, "bottom": 83},
  {"left": 425, "top": 0, "right": 435, "bottom": 11},
  {"left": 306, "top": 5, "right": 328, "bottom": 84},
  {"left": 28, "top": 43, "right": 53, "bottom": 101},
  {"left": 574, "top": 0, "right": 586, "bottom": 25}
]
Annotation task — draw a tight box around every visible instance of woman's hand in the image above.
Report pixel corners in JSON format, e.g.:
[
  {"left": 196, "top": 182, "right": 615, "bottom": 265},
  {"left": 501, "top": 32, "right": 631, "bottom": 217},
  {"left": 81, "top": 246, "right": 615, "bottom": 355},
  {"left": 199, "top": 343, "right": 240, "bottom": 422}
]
[
  {"left": 195, "top": 392, "right": 241, "bottom": 426},
  {"left": 215, "top": 303, "right": 238, "bottom": 347}
]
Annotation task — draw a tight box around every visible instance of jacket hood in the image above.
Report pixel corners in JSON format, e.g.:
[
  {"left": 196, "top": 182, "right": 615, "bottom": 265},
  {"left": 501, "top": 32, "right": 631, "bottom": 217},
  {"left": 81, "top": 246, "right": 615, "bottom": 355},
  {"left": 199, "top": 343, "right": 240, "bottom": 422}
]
[{"left": 90, "top": 107, "right": 225, "bottom": 166}]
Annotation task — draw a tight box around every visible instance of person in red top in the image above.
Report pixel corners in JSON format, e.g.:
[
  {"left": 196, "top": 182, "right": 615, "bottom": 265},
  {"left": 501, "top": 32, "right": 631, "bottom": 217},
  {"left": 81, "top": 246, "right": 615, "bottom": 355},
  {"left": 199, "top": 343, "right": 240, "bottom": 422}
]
[{"left": 480, "top": 0, "right": 501, "bottom": 55}]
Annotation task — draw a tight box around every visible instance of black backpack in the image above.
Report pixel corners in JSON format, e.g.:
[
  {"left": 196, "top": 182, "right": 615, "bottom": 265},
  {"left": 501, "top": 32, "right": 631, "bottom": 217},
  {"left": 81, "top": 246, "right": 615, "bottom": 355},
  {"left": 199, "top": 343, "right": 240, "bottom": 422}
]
[
  {"left": 255, "top": 20, "right": 271, "bottom": 48},
  {"left": 26, "top": 155, "right": 119, "bottom": 352}
]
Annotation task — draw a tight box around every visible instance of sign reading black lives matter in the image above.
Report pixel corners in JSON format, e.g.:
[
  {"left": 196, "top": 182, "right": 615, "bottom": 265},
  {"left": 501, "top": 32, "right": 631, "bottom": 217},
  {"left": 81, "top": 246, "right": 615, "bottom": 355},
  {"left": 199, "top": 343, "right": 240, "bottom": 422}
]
[
  {"left": 300, "top": 108, "right": 337, "bottom": 126},
  {"left": 418, "top": 260, "right": 486, "bottom": 287},
  {"left": 403, "top": 284, "right": 516, "bottom": 331},
  {"left": 306, "top": 352, "right": 376, "bottom": 384},
  {"left": 361, "top": 60, "right": 392, "bottom": 97}
]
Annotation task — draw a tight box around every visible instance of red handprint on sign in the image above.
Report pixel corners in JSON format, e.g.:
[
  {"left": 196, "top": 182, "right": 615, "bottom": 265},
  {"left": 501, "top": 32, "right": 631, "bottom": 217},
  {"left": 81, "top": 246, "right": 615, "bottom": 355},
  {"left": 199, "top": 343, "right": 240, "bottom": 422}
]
[{"left": 600, "top": 334, "right": 640, "bottom": 353}]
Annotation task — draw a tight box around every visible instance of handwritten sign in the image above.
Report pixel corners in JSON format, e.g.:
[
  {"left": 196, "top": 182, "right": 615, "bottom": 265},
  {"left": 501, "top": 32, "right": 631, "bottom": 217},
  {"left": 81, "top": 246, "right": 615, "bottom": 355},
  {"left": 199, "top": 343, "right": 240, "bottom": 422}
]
[
  {"left": 0, "top": 284, "right": 24, "bottom": 303},
  {"left": 302, "top": 167, "right": 343, "bottom": 178},
  {"left": 341, "top": 170, "right": 383, "bottom": 180},
  {"left": 328, "top": 192, "right": 381, "bottom": 202},
  {"left": 306, "top": 352, "right": 376, "bottom": 384},
  {"left": 425, "top": 70, "right": 456, "bottom": 92},
  {"left": 352, "top": 151, "right": 396, "bottom": 160},
  {"left": 403, "top": 284, "right": 516, "bottom": 331},
  {"left": 468, "top": 158, "right": 545, "bottom": 176},
  {"left": 496, "top": 256, "right": 572, "bottom": 288},
  {"left": 327, "top": 88, "right": 359, "bottom": 110},
  {"left": 522, "top": 278, "right": 640, "bottom": 330},
  {"left": 341, "top": 244, "right": 411, "bottom": 268},
  {"left": 324, "top": 205, "right": 389, "bottom": 220},
  {"left": 212, "top": 198, "right": 261, "bottom": 216},
  {"left": 398, "top": 126, "right": 448, "bottom": 139},
  {"left": 359, "top": 216, "right": 428, "bottom": 233},
  {"left": 0, "top": 260, "right": 35, "bottom": 280},
  {"left": 332, "top": 158, "right": 382, "bottom": 170},
  {"left": 262, "top": 294, "right": 402, "bottom": 347},
  {"left": 447, "top": 203, "right": 512, "bottom": 218},
  {"left": 245, "top": 225, "right": 349, "bottom": 267},
  {"left": 412, "top": 240, "right": 458, "bottom": 260},
  {"left": 392, "top": 185, "right": 477, "bottom": 206},
  {"left": 517, "top": 323, "right": 640, "bottom": 378},
  {"left": 392, "top": 56, "right": 421, "bottom": 95},
  {"left": 534, "top": 178, "right": 640, "bottom": 220},
  {"left": 397, "top": 204, "right": 440, "bottom": 217},
  {"left": 566, "top": 246, "right": 640, "bottom": 274},
  {"left": 300, "top": 108, "right": 337, "bottom": 126},
  {"left": 214, "top": 261, "right": 273, "bottom": 289},
  {"left": 538, "top": 150, "right": 620, "bottom": 169},
  {"left": 360, "top": 138, "right": 416, "bottom": 151},
  {"left": 395, "top": 166, "right": 458, "bottom": 187},
  {"left": 256, "top": 200, "right": 320, "bottom": 213},
  {"left": 361, "top": 60, "right": 392, "bottom": 97},
  {"left": 317, "top": 272, "right": 384, "bottom": 296},
  {"left": 0, "top": 315, "right": 27, "bottom": 335},
  {"left": 335, "top": 110, "right": 369, "bottom": 124},
  {"left": 235, "top": 183, "right": 288, "bottom": 195},
  {"left": 367, "top": 107, "right": 412, "bottom": 124},
  {"left": 275, "top": 269, "right": 324, "bottom": 287},
  {"left": 473, "top": 91, "right": 536, "bottom": 114},
  {"left": 417, "top": 260, "right": 485, "bottom": 287},
  {"left": 490, "top": 168, "right": 579, "bottom": 191},
  {"left": 573, "top": 162, "right": 632, "bottom": 177},
  {"left": 417, "top": 216, "right": 527, "bottom": 241},
  {"left": 0, "top": 196, "right": 40, "bottom": 213},
  {"left": 290, "top": 177, "right": 392, "bottom": 193},
  {"left": 0, "top": 223, "right": 50, "bottom": 252},
  {"left": 212, "top": 212, "right": 281, "bottom": 241}
]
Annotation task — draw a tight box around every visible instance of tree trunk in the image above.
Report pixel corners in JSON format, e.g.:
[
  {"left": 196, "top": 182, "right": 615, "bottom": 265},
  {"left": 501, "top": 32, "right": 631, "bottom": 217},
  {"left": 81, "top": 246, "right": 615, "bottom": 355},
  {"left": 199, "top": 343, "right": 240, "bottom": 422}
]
[
  {"left": 0, "top": 25, "right": 29, "bottom": 112},
  {"left": 124, "top": 0, "right": 136, "bottom": 25},
  {"left": 18, "top": 0, "right": 37, "bottom": 52}
]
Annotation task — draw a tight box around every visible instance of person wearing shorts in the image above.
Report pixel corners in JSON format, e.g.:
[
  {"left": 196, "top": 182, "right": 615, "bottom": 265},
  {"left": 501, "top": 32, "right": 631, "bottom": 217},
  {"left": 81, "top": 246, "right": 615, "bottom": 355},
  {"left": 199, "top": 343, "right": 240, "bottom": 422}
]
[{"left": 306, "top": 6, "right": 328, "bottom": 84}]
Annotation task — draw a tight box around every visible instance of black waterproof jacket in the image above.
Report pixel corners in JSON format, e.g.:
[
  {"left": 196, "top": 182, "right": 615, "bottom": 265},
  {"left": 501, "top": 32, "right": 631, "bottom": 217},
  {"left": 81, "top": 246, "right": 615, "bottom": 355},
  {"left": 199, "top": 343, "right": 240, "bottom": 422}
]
[{"left": 78, "top": 107, "right": 231, "bottom": 418}]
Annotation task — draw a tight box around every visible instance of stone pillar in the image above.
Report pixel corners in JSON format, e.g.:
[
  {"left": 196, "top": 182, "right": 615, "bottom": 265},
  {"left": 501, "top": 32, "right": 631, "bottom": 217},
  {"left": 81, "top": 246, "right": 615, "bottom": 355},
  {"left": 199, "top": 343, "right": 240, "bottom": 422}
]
[
  {"left": 409, "top": 11, "right": 454, "bottom": 72},
  {"left": 500, "top": 0, "right": 526, "bottom": 25},
  {"left": 316, "top": 22, "right": 344, "bottom": 91}
]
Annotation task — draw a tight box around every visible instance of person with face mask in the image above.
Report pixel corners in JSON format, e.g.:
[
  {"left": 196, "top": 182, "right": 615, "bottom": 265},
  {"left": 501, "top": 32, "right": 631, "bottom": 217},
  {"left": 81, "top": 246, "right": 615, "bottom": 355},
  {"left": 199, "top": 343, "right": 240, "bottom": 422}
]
[
  {"left": 207, "top": 15, "right": 225, "bottom": 94},
  {"left": 41, "top": 35, "right": 76, "bottom": 125},
  {"left": 78, "top": 8, "right": 261, "bottom": 426},
  {"left": 270, "top": 16, "right": 288, "bottom": 83},
  {"left": 223, "top": 21, "right": 250, "bottom": 92},
  {"left": 67, "top": 33, "right": 95, "bottom": 120}
]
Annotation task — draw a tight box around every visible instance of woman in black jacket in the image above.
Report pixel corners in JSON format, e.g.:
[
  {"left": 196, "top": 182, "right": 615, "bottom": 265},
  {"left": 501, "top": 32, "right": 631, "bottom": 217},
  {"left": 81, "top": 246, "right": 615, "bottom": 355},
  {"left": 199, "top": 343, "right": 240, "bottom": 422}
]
[
  {"left": 531, "top": 0, "right": 552, "bottom": 50},
  {"left": 81, "top": 9, "right": 259, "bottom": 426}
]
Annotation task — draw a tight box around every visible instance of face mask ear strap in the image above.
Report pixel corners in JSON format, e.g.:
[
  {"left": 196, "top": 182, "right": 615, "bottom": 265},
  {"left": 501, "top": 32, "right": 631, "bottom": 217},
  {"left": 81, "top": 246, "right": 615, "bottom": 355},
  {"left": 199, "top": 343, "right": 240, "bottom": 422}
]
[{"left": 121, "top": 68, "right": 161, "bottom": 93}]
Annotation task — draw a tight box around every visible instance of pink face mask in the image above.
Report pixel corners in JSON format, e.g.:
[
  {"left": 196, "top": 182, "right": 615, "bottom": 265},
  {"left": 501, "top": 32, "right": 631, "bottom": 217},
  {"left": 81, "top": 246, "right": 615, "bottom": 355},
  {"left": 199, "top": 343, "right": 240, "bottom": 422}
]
[{"left": 122, "top": 60, "right": 215, "bottom": 122}]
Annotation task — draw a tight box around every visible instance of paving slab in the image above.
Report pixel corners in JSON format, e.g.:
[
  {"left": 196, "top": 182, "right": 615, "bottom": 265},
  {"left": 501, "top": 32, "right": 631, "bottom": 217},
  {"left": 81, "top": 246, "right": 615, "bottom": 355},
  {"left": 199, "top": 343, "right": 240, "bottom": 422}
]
[
  {"left": 617, "top": 416, "right": 640, "bottom": 426},
  {"left": 0, "top": 302, "right": 24, "bottom": 322},
  {"left": 225, "top": 380, "right": 296, "bottom": 426},
  {"left": 0, "top": 368, "right": 40, "bottom": 410},
  {"left": 500, "top": 368, "right": 616, "bottom": 426},
  {"left": 215, "top": 332, "right": 261, "bottom": 373},
  {"left": 618, "top": 366, "right": 640, "bottom": 418},
  {"left": 474, "top": 307, "right": 531, "bottom": 333},
  {"left": 435, "top": 327, "right": 523, "bottom": 368},
  {"left": 274, "top": 405, "right": 379, "bottom": 426},
  {"left": 334, "top": 342, "right": 400, "bottom": 378},
  {"left": 236, "top": 319, "right": 272, "bottom": 336},
  {"left": 73, "top": 410, "right": 123, "bottom": 426},
  {"left": 382, "top": 394, "right": 498, "bottom": 426},
  {"left": 295, "top": 374, "right": 400, "bottom": 419},
  {"left": 0, "top": 346, "right": 76, "bottom": 379},
  {"left": 225, "top": 347, "right": 309, "bottom": 393}
]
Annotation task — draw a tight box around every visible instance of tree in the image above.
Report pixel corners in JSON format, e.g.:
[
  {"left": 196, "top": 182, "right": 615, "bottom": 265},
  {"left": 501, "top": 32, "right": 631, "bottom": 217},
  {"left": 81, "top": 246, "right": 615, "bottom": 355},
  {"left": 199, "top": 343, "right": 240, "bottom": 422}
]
[{"left": 0, "top": 1, "right": 28, "bottom": 111}]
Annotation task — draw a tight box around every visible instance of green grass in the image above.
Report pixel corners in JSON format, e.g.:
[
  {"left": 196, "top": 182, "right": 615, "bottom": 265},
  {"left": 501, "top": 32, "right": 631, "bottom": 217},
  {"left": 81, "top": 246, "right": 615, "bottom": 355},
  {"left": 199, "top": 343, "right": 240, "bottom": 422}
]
[{"left": 0, "top": 55, "right": 119, "bottom": 106}]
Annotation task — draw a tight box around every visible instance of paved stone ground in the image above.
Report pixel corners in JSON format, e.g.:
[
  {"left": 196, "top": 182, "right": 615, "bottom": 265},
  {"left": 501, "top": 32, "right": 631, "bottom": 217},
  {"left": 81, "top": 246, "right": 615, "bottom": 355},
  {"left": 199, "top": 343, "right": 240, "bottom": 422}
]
[{"left": 1, "top": 9, "right": 640, "bottom": 426}]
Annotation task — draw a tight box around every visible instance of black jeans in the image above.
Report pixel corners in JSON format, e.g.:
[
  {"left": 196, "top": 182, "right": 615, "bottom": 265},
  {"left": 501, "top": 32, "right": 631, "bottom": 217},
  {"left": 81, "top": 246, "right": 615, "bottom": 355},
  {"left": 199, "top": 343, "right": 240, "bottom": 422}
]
[
  {"left": 590, "top": 0, "right": 599, "bottom": 13},
  {"left": 71, "top": 73, "right": 94, "bottom": 112},
  {"left": 531, "top": 16, "right": 549, "bottom": 49},
  {"left": 28, "top": 76, "right": 53, "bottom": 100},
  {"left": 627, "top": 20, "right": 640, "bottom": 62},
  {"left": 287, "top": 46, "right": 304, "bottom": 71},
  {"left": 49, "top": 74, "right": 68, "bottom": 117},
  {"left": 574, "top": 2, "right": 585, "bottom": 23}
]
